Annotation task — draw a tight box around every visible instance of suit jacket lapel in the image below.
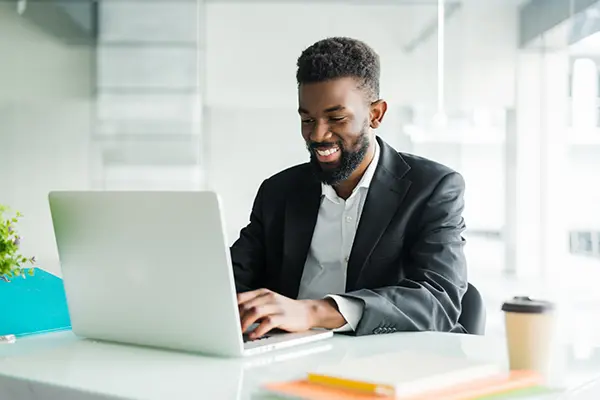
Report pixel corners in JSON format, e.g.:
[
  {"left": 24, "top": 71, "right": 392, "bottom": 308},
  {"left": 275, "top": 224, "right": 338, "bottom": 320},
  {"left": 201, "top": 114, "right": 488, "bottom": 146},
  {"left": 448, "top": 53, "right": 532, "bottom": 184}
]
[
  {"left": 281, "top": 174, "right": 321, "bottom": 298},
  {"left": 346, "top": 139, "right": 412, "bottom": 291}
]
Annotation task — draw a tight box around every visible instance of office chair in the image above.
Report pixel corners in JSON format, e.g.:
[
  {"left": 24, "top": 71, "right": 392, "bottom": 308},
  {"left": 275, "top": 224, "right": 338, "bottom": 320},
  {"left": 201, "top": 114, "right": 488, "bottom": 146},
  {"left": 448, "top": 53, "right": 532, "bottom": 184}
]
[{"left": 458, "top": 283, "right": 486, "bottom": 335}]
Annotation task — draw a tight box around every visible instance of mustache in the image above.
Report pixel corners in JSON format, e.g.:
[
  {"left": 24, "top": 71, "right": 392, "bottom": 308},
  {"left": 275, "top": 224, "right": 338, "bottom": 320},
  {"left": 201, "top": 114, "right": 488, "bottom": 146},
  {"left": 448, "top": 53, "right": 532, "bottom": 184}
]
[{"left": 307, "top": 140, "right": 342, "bottom": 151}]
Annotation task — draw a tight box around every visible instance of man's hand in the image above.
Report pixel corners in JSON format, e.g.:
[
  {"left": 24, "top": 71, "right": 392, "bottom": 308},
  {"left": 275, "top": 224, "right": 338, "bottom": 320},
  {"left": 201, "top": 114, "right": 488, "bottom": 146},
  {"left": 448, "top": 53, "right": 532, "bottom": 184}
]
[{"left": 237, "top": 289, "right": 346, "bottom": 339}]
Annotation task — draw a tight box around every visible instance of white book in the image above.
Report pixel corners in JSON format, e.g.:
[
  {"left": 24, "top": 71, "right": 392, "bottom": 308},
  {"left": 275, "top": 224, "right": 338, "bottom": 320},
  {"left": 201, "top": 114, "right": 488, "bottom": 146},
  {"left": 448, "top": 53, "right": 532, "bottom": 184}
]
[{"left": 308, "top": 350, "right": 503, "bottom": 397}]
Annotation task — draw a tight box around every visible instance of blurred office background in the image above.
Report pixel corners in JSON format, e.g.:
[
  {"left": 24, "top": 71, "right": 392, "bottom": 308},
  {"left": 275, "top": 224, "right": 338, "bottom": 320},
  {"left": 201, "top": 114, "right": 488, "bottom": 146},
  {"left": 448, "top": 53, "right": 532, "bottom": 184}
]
[{"left": 1, "top": 0, "right": 599, "bottom": 349}]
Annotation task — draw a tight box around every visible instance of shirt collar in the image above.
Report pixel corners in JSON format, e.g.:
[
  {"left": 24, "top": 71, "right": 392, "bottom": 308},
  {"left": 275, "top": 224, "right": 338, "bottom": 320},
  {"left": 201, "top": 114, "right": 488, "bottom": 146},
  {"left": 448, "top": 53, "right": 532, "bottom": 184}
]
[{"left": 321, "top": 140, "right": 380, "bottom": 201}]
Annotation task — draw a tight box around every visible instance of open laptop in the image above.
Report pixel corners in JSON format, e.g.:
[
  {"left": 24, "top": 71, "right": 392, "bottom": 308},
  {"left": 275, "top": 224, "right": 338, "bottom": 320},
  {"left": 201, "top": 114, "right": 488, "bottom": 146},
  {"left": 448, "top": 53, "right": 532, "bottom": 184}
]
[{"left": 48, "top": 191, "right": 332, "bottom": 357}]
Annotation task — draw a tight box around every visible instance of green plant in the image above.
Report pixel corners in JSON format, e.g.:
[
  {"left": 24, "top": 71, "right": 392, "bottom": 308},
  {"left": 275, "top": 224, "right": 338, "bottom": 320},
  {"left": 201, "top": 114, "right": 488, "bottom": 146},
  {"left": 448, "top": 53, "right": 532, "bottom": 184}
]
[{"left": 0, "top": 204, "right": 35, "bottom": 282}]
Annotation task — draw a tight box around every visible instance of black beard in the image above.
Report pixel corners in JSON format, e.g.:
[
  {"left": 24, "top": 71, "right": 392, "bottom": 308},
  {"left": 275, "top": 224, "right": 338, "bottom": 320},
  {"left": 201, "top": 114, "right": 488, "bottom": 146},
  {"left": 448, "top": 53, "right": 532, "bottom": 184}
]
[{"left": 307, "top": 130, "right": 370, "bottom": 186}]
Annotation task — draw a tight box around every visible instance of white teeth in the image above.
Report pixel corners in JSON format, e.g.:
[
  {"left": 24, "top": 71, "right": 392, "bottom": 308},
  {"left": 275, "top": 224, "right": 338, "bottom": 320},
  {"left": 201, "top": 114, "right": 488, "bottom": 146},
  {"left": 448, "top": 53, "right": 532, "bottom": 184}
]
[{"left": 316, "top": 148, "right": 339, "bottom": 156}]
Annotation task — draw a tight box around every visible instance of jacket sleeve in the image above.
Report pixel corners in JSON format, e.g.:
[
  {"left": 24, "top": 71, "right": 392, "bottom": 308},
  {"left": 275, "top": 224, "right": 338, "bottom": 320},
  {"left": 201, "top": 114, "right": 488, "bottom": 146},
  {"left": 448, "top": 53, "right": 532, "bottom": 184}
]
[
  {"left": 341, "top": 172, "right": 468, "bottom": 336},
  {"left": 230, "top": 181, "right": 267, "bottom": 293}
]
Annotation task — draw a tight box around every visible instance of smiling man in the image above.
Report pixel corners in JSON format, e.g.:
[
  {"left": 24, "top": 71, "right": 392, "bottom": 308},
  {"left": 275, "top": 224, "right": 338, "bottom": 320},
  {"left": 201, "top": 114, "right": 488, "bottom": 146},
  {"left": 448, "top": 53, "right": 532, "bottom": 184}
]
[{"left": 232, "top": 37, "right": 468, "bottom": 338}]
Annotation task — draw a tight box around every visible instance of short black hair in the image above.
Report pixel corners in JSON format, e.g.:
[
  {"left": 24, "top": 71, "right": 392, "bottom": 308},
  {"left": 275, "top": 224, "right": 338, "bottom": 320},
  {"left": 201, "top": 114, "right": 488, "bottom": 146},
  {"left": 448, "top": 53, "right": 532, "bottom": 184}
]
[{"left": 296, "top": 37, "right": 380, "bottom": 101}]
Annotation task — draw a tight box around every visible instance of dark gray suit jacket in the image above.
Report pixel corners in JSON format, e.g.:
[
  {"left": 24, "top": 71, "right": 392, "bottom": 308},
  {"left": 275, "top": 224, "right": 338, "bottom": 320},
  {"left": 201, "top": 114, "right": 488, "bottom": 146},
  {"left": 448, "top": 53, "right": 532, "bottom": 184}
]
[{"left": 231, "top": 137, "right": 468, "bottom": 336}]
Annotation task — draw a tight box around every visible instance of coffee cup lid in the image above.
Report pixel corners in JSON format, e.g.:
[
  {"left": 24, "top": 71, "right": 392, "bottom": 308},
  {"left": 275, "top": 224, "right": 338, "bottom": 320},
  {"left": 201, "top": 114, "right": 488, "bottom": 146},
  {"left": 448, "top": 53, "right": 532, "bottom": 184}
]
[{"left": 501, "top": 296, "right": 555, "bottom": 314}]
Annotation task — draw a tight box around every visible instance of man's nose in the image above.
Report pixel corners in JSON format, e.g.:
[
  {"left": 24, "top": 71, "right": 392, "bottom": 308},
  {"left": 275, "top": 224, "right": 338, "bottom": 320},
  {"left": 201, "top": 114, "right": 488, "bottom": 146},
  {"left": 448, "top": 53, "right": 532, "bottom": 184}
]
[{"left": 309, "top": 120, "right": 332, "bottom": 143}]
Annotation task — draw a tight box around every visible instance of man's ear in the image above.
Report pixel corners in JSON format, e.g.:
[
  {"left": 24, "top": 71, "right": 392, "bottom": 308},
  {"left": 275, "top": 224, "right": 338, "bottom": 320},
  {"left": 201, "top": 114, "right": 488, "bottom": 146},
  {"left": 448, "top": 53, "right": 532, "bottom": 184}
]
[{"left": 370, "top": 99, "right": 388, "bottom": 129}]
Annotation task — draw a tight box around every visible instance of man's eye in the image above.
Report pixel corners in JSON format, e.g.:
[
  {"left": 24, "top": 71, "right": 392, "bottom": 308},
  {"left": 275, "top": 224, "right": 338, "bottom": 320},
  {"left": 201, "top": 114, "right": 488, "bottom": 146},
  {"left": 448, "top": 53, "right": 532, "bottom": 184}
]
[
  {"left": 301, "top": 119, "right": 314, "bottom": 124},
  {"left": 329, "top": 116, "right": 346, "bottom": 122}
]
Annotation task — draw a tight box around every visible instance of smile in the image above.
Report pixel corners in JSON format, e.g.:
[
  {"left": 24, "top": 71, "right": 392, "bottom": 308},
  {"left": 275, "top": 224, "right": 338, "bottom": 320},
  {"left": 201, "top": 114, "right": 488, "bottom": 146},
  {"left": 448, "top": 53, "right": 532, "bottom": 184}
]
[
  {"left": 315, "top": 148, "right": 339, "bottom": 157},
  {"left": 313, "top": 145, "right": 342, "bottom": 164}
]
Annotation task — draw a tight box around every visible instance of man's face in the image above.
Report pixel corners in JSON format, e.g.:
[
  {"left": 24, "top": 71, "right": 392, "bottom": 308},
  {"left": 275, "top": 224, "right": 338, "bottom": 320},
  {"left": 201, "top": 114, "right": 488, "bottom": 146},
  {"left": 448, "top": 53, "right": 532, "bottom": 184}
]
[{"left": 298, "top": 77, "right": 373, "bottom": 185}]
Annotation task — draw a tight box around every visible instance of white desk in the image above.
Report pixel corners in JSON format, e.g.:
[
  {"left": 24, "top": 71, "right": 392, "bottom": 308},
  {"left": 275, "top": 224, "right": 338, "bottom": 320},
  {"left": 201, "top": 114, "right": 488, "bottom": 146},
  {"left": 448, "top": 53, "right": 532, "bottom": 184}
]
[{"left": 0, "top": 331, "right": 599, "bottom": 400}]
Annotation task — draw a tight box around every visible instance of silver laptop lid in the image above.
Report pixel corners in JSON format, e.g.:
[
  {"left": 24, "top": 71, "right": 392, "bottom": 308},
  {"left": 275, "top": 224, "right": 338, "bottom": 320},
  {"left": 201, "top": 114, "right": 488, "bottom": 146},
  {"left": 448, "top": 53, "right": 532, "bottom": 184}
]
[{"left": 48, "top": 191, "right": 244, "bottom": 356}]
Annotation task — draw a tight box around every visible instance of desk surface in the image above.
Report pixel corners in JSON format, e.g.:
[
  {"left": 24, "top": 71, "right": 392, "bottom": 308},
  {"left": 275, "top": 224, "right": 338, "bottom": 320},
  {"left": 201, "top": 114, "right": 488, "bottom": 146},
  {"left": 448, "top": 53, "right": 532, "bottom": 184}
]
[{"left": 1, "top": 331, "right": 599, "bottom": 400}]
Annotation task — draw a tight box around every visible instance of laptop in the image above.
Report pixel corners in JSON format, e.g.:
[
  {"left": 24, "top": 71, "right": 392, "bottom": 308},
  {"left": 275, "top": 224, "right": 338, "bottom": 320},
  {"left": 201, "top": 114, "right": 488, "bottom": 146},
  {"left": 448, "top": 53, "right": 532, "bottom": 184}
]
[{"left": 48, "top": 191, "right": 333, "bottom": 357}]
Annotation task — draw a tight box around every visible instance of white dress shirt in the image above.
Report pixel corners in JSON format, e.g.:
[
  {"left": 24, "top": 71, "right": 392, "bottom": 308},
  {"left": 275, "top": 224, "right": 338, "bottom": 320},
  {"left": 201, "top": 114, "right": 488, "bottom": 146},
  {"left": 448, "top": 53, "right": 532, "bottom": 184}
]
[{"left": 297, "top": 141, "right": 381, "bottom": 332}]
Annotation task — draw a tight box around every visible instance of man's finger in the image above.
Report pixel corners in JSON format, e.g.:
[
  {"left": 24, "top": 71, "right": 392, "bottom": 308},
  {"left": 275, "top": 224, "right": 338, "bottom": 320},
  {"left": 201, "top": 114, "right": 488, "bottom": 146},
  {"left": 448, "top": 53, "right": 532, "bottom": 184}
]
[
  {"left": 240, "top": 304, "right": 279, "bottom": 333},
  {"left": 239, "top": 290, "right": 276, "bottom": 316},
  {"left": 250, "top": 315, "right": 282, "bottom": 339},
  {"left": 237, "top": 288, "right": 270, "bottom": 305}
]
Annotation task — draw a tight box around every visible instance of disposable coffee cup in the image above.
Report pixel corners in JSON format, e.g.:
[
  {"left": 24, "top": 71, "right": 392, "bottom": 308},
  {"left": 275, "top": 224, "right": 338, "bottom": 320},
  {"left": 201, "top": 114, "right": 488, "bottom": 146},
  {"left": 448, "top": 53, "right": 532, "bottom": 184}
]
[{"left": 502, "top": 296, "right": 556, "bottom": 375}]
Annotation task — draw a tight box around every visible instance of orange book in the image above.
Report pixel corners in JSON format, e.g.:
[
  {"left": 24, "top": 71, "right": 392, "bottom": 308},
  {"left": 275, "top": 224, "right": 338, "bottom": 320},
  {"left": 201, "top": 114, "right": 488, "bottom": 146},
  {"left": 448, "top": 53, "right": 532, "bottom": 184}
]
[
  {"left": 264, "top": 379, "right": 393, "bottom": 400},
  {"left": 262, "top": 370, "right": 543, "bottom": 400}
]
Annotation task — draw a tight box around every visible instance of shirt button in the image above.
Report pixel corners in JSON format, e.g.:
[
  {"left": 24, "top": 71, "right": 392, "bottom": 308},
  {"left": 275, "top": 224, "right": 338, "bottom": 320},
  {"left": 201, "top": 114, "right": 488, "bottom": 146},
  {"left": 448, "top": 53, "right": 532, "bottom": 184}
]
[
  {"left": 344, "top": 256, "right": 349, "bottom": 263},
  {"left": 345, "top": 216, "right": 353, "bottom": 223}
]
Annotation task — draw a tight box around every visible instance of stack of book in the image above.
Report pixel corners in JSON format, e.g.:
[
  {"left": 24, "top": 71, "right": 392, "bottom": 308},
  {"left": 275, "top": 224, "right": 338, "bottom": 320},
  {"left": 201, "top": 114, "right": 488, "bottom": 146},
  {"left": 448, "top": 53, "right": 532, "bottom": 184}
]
[{"left": 261, "top": 351, "right": 549, "bottom": 399}]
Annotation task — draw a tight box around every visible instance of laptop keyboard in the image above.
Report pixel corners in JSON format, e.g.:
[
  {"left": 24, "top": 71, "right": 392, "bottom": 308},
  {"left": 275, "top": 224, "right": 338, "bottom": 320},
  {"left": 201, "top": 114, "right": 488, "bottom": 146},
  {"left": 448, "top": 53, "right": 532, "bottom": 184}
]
[{"left": 243, "top": 333, "right": 271, "bottom": 343}]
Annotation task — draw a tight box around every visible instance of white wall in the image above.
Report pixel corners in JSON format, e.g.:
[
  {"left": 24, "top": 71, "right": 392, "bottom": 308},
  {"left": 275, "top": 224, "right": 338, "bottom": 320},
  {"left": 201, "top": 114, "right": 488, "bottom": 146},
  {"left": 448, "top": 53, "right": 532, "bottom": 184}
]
[
  {"left": 0, "top": 3, "right": 94, "bottom": 275},
  {"left": 205, "top": 2, "right": 518, "bottom": 110},
  {"left": 568, "top": 146, "right": 600, "bottom": 229},
  {"left": 205, "top": 3, "right": 435, "bottom": 109}
]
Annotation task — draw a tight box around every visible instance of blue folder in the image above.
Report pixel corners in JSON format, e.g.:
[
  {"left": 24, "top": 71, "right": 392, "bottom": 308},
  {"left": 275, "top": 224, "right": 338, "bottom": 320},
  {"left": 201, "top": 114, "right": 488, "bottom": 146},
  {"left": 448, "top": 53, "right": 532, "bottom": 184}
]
[{"left": 0, "top": 268, "right": 71, "bottom": 337}]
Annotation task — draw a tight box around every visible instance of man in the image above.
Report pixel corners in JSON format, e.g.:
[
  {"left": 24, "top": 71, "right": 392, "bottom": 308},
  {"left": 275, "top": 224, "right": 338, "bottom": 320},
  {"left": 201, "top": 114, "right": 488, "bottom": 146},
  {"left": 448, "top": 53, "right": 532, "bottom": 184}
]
[{"left": 232, "top": 37, "right": 467, "bottom": 339}]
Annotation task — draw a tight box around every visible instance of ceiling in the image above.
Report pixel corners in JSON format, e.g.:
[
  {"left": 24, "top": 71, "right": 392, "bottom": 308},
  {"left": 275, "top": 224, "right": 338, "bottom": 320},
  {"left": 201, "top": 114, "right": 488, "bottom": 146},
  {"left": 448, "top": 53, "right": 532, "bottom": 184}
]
[
  {"left": 203, "top": 0, "right": 526, "bottom": 4},
  {"left": 203, "top": 0, "right": 459, "bottom": 4}
]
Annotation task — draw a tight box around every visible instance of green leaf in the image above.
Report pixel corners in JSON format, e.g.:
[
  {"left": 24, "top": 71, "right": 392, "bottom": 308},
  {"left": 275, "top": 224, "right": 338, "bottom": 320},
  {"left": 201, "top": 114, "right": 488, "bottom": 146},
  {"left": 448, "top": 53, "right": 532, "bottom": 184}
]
[
  {"left": 14, "top": 269, "right": 20, "bottom": 276},
  {"left": 28, "top": 268, "right": 34, "bottom": 276}
]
